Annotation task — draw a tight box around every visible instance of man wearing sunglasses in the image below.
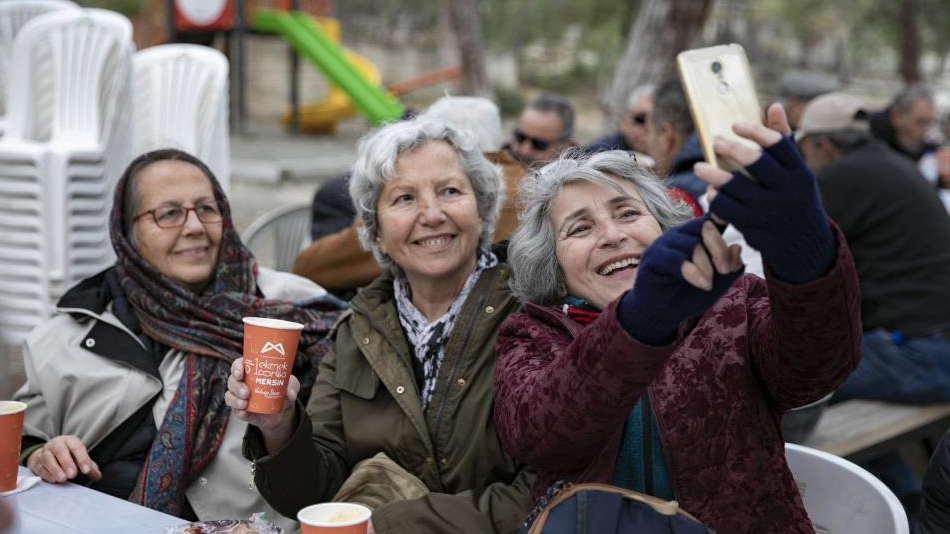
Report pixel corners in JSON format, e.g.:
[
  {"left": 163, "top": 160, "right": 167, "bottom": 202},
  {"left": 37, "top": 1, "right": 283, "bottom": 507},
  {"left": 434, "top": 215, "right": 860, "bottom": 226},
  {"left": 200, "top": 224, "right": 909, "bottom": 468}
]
[
  {"left": 587, "top": 84, "right": 654, "bottom": 155},
  {"left": 506, "top": 93, "right": 577, "bottom": 168}
]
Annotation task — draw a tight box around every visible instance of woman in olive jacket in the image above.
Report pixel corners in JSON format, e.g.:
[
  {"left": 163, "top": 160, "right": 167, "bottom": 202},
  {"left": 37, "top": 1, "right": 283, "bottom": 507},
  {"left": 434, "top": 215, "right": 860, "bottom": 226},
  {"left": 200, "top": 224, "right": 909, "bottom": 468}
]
[{"left": 226, "top": 118, "right": 534, "bottom": 533}]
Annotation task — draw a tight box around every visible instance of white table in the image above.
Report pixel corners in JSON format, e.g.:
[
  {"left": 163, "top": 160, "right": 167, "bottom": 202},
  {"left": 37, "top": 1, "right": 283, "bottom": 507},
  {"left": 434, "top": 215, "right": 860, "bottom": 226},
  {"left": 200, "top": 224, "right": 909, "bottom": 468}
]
[{"left": 6, "top": 466, "right": 188, "bottom": 533}]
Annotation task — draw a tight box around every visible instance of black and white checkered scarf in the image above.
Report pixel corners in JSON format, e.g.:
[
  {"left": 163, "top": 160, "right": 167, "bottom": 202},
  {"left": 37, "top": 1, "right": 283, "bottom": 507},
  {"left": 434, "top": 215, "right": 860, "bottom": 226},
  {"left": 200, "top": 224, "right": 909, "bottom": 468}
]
[{"left": 393, "top": 249, "right": 498, "bottom": 410}]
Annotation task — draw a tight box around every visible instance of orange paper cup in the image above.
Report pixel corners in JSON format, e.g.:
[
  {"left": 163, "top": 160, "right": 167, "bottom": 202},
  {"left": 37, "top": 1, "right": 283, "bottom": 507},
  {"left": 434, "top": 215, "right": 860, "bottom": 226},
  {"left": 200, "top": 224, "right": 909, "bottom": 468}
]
[
  {"left": 298, "top": 503, "right": 372, "bottom": 534},
  {"left": 0, "top": 401, "right": 26, "bottom": 492},
  {"left": 242, "top": 317, "right": 304, "bottom": 415}
]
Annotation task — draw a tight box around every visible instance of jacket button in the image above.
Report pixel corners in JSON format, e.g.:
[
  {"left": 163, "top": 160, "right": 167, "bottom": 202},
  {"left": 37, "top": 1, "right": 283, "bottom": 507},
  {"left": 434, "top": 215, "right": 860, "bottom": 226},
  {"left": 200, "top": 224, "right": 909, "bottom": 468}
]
[
  {"left": 84, "top": 338, "right": 96, "bottom": 348},
  {"left": 396, "top": 386, "right": 405, "bottom": 394},
  {"left": 426, "top": 457, "right": 433, "bottom": 464},
  {"left": 440, "top": 458, "right": 448, "bottom": 467},
  {"left": 456, "top": 378, "right": 466, "bottom": 387},
  {"left": 199, "top": 477, "right": 208, "bottom": 485},
  {"left": 362, "top": 337, "right": 370, "bottom": 345},
  {"left": 485, "top": 306, "right": 494, "bottom": 314}
]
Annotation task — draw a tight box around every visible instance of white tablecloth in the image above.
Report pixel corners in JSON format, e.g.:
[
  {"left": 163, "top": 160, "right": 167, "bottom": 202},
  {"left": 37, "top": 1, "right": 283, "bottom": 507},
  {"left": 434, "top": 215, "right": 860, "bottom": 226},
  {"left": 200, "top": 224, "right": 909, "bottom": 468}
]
[{"left": 5, "top": 466, "right": 188, "bottom": 533}]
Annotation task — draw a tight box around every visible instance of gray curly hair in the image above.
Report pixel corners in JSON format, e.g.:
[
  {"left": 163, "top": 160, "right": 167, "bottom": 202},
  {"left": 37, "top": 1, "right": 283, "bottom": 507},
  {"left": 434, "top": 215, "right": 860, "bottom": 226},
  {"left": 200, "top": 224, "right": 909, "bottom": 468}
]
[
  {"left": 508, "top": 149, "right": 693, "bottom": 305},
  {"left": 349, "top": 118, "right": 504, "bottom": 272}
]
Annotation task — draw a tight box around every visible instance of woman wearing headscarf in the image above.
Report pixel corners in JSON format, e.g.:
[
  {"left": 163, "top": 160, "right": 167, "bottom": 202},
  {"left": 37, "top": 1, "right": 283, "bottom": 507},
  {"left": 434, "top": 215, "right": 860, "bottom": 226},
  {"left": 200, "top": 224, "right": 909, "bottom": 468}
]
[
  {"left": 493, "top": 105, "right": 862, "bottom": 533},
  {"left": 15, "top": 149, "right": 341, "bottom": 530},
  {"left": 226, "top": 118, "right": 534, "bottom": 533}
]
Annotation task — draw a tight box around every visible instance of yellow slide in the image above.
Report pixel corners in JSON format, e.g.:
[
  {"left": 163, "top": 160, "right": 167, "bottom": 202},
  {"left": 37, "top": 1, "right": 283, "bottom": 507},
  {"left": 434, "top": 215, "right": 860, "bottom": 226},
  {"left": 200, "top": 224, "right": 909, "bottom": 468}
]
[{"left": 281, "top": 17, "right": 384, "bottom": 134}]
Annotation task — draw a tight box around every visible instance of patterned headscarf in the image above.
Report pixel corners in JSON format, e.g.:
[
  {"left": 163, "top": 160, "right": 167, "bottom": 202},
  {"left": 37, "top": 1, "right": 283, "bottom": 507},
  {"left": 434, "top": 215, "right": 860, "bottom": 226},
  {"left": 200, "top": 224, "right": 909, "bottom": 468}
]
[{"left": 109, "top": 149, "right": 342, "bottom": 516}]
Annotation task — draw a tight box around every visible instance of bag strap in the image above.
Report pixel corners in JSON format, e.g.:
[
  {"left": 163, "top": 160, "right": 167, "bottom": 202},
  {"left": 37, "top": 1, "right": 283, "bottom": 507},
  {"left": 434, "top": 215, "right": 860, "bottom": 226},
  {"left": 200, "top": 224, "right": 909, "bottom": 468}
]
[{"left": 525, "top": 482, "right": 703, "bottom": 534}]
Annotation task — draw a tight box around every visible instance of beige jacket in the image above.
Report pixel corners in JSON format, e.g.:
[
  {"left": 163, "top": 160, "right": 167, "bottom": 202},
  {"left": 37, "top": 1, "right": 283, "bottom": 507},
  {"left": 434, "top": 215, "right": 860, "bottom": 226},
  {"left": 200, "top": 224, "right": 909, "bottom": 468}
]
[{"left": 14, "top": 267, "right": 326, "bottom": 531}]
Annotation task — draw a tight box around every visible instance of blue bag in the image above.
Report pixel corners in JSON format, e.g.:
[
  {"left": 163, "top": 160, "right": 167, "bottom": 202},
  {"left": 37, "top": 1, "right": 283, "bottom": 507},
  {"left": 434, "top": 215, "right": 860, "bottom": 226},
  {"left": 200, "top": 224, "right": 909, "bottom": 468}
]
[{"left": 522, "top": 482, "right": 716, "bottom": 534}]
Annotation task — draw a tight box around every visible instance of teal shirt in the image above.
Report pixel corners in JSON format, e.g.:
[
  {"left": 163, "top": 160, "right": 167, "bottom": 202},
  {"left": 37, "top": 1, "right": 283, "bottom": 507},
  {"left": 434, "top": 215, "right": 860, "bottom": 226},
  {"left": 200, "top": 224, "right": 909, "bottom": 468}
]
[{"left": 610, "top": 395, "right": 674, "bottom": 500}]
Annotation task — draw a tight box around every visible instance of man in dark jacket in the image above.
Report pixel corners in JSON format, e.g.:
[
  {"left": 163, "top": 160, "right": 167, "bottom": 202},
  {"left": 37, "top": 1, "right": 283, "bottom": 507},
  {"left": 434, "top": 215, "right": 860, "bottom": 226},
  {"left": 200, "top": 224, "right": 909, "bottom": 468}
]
[
  {"left": 919, "top": 429, "right": 950, "bottom": 533},
  {"left": 869, "top": 85, "right": 938, "bottom": 163},
  {"left": 647, "top": 79, "right": 706, "bottom": 205},
  {"left": 799, "top": 91, "right": 950, "bottom": 523}
]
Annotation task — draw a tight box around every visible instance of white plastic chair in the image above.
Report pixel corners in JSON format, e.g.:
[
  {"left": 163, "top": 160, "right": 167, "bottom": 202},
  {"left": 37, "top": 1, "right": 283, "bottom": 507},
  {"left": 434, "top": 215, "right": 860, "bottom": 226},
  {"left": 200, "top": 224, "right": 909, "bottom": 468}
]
[
  {"left": 0, "top": 0, "right": 79, "bottom": 138},
  {"left": 132, "top": 44, "right": 230, "bottom": 191},
  {"left": 241, "top": 204, "right": 312, "bottom": 272},
  {"left": 785, "top": 443, "right": 909, "bottom": 534},
  {"left": 0, "top": 8, "right": 133, "bottom": 345}
]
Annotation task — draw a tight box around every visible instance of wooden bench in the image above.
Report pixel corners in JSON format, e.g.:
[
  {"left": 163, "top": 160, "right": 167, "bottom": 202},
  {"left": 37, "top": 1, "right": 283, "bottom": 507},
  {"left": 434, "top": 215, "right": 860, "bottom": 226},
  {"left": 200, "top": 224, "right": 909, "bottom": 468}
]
[{"left": 803, "top": 400, "right": 950, "bottom": 464}]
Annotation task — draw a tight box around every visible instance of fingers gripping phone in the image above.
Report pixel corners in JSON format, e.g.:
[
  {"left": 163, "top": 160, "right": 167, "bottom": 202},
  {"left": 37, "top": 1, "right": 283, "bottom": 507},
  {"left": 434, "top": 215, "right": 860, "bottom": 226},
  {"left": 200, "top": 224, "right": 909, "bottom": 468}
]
[{"left": 677, "top": 44, "right": 763, "bottom": 172}]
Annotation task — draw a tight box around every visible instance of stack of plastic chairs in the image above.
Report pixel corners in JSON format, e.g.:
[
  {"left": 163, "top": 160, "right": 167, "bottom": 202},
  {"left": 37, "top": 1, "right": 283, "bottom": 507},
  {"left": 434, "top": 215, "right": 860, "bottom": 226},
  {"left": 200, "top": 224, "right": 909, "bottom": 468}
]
[
  {"left": 132, "top": 44, "right": 231, "bottom": 192},
  {"left": 0, "top": 0, "right": 79, "bottom": 139},
  {"left": 0, "top": 7, "right": 133, "bottom": 346}
]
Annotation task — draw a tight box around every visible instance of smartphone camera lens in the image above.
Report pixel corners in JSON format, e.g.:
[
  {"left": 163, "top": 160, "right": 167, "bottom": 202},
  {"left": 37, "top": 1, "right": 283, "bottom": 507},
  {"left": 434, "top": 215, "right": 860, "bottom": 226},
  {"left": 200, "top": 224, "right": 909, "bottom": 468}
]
[{"left": 711, "top": 60, "right": 723, "bottom": 74}]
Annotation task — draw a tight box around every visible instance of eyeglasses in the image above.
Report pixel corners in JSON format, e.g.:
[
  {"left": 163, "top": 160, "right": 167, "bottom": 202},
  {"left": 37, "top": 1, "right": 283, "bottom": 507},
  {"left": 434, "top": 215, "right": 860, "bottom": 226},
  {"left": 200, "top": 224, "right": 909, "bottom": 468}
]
[
  {"left": 630, "top": 112, "right": 648, "bottom": 126},
  {"left": 133, "top": 202, "right": 223, "bottom": 229},
  {"left": 512, "top": 129, "right": 556, "bottom": 151}
]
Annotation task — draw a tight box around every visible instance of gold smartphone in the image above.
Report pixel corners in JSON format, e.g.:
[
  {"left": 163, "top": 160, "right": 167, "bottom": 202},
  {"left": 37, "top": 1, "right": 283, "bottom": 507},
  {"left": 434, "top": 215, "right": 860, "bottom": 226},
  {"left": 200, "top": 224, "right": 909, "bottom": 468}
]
[{"left": 676, "top": 44, "right": 763, "bottom": 172}]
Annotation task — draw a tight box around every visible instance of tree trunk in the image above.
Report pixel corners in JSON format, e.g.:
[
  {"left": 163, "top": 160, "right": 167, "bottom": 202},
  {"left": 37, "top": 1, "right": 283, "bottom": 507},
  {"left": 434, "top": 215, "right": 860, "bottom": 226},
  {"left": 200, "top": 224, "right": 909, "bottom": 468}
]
[
  {"left": 603, "top": 0, "right": 713, "bottom": 128},
  {"left": 445, "top": 0, "right": 491, "bottom": 98},
  {"left": 899, "top": 0, "right": 920, "bottom": 82}
]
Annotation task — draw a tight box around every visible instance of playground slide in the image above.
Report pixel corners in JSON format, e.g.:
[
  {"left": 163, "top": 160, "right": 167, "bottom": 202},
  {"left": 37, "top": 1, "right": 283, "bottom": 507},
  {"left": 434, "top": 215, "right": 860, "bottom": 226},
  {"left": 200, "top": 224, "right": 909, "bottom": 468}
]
[
  {"left": 286, "top": 48, "right": 383, "bottom": 134},
  {"left": 253, "top": 10, "right": 404, "bottom": 131}
]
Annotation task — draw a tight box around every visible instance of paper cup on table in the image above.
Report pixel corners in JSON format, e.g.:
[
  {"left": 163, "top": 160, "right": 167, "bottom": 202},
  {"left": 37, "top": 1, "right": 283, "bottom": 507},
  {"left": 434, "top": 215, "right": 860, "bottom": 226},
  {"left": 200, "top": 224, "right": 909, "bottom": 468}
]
[
  {"left": 242, "top": 317, "right": 304, "bottom": 414},
  {"left": 298, "top": 503, "right": 372, "bottom": 534},
  {"left": 0, "top": 401, "right": 26, "bottom": 492}
]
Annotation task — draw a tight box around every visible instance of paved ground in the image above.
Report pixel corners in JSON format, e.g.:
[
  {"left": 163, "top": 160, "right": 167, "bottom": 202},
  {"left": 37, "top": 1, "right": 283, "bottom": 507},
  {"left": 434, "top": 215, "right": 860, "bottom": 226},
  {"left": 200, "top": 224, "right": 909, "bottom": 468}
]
[{"left": 228, "top": 119, "right": 365, "bottom": 232}]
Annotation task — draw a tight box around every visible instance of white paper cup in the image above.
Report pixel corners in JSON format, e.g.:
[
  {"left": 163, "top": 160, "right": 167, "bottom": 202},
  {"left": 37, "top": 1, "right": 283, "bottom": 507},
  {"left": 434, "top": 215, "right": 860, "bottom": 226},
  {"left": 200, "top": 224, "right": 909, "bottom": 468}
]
[{"left": 298, "top": 502, "right": 372, "bottom": 534}]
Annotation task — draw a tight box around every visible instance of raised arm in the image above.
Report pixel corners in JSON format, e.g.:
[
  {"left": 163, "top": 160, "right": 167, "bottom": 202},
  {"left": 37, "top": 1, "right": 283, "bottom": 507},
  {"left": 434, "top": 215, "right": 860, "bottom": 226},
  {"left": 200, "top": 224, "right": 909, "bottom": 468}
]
[{"left": 695, "top": 103, "right": 862, "bottom": 409}]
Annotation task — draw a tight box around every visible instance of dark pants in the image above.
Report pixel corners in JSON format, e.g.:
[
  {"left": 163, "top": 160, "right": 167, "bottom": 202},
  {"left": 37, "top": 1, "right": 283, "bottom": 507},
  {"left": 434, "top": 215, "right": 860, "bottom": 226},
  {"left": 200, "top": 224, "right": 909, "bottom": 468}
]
[
  {"left": 831, "top": 329, "right": 950, "bottom": 531},
  {"left": 834, "top": 329, "right": 950, "bottom": 405}
]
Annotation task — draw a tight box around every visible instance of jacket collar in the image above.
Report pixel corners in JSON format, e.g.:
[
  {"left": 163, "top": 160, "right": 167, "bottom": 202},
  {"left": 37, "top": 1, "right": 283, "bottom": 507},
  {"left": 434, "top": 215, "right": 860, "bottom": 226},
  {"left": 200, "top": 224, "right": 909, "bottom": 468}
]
[
  {"left": 523, "top": 301, "right": 588, "bottom": 339},
  {"left": 56, "top": 268, "right": 160, "bottom": 380}
]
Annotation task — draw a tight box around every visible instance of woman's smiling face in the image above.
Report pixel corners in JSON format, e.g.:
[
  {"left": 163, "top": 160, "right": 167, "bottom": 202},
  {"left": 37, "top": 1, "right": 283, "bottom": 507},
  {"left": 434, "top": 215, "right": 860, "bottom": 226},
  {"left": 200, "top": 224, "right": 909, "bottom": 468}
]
[
  {"left": 375, "top": 140, "right": 483, "bottom": 291},
  {"left": 550, "top": 174, "right": 663, "bottom": 309},
  {"left": 132, "top": 160, "right": 222, "bottom": 292}
]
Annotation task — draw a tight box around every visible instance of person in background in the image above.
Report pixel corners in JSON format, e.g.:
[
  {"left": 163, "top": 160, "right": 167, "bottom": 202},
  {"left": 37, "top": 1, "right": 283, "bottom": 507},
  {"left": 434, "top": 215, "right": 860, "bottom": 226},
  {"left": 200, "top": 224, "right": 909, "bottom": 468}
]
[
  {"left": 309, "top": 175, "right": 355, "bottom": 242},
  {"left": 506, "top": 93, "right": 577, "bottom": 168},
  {"left": 798, "top": 92, "right": 950, "bottom": 521},
  {"left": 293, "top": 96, "right": 525, "bottom": 296},
  {"left": 869, "top": 85, "right": 938, "bottom": 165},
  {"left": 778, "top": 70, "right": 839, "bottom": 131},
  {"left": 227, "top": 119, "right": 533, "bottom": 533},
  {"left": 918, "top": 427, "right": 950, "bottom": 533},
  {"left": 14, "top": 149, "right": 340, "bottom": 531},
  {"left": 493, "top": 104, "right": 861, "bottom": 534},
  {"left": 587, "top": 85, "right": 655, "bottom": 155},
  {"left": 647, "top": 79, "right": 705, "bottom": 209}
]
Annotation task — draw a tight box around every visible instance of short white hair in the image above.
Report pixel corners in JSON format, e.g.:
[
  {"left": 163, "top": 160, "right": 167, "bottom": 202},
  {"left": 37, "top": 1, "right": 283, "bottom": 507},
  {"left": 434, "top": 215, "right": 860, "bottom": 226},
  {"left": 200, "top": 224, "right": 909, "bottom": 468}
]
[
  {"left": 349, "top": 118, "right": 504, "bottom": 273},
  {"left": 421, "top": 96, "right": 503, "bottom": 152},
  {"left": 509, "top": 149, "right": 692, "bottom": 305}
]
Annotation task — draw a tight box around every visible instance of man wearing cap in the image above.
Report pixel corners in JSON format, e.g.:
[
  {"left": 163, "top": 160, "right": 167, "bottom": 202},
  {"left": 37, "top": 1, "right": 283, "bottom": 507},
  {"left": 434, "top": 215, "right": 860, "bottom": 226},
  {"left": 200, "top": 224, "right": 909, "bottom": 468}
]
[
  {"left": 798, "top": 92, "right": 950, "bottom": 517},
  {"left": 778, "top": 70, "right": 839, "bottom": 131}
]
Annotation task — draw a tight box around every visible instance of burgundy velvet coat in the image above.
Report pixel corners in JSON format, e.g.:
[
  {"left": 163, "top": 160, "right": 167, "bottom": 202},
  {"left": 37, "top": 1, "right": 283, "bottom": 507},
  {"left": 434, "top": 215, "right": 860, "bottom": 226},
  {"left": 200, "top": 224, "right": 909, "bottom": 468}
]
[{"left": 493, "top": 227, "right": 861, "bottom": 534}]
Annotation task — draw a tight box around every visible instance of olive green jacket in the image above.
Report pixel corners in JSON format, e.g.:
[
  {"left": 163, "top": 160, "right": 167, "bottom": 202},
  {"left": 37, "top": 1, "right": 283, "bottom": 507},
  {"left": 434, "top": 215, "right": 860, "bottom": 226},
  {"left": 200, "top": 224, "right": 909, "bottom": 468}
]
[{"left": 244, "top": 261, "right": 534, "bottom": 533}]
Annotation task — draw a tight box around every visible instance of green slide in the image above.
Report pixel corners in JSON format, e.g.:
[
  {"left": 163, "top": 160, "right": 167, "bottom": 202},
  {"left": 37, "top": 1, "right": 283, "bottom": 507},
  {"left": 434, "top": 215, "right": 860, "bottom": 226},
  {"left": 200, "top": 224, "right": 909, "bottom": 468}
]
[{"left": 253, "top": 10, "right": 404, "bottom": 125}]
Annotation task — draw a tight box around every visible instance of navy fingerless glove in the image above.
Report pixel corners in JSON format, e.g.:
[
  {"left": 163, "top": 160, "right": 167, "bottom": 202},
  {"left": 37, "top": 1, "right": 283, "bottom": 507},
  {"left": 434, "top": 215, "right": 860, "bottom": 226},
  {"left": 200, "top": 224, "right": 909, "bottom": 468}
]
[
  {"left": 709, "top": 135, "right": 835, "bottom": 284},
  {"left": 618, "top": 217, "right": 743, "bottom": 346}
]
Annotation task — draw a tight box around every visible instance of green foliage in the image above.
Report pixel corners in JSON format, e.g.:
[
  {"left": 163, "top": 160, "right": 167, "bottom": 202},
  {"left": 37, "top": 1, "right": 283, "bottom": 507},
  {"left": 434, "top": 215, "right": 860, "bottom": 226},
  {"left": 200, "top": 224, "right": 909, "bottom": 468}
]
[{"left": 493, "top": 84, "right": 525, "bottom": 118}]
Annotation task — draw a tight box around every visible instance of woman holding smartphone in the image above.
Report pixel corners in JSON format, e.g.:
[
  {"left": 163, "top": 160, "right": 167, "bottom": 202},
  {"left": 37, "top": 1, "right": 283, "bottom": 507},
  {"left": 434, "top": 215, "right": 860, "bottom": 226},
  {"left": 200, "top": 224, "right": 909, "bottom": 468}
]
[{"left": 493, "top": 104, "right": 862, "bottom": 534}]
